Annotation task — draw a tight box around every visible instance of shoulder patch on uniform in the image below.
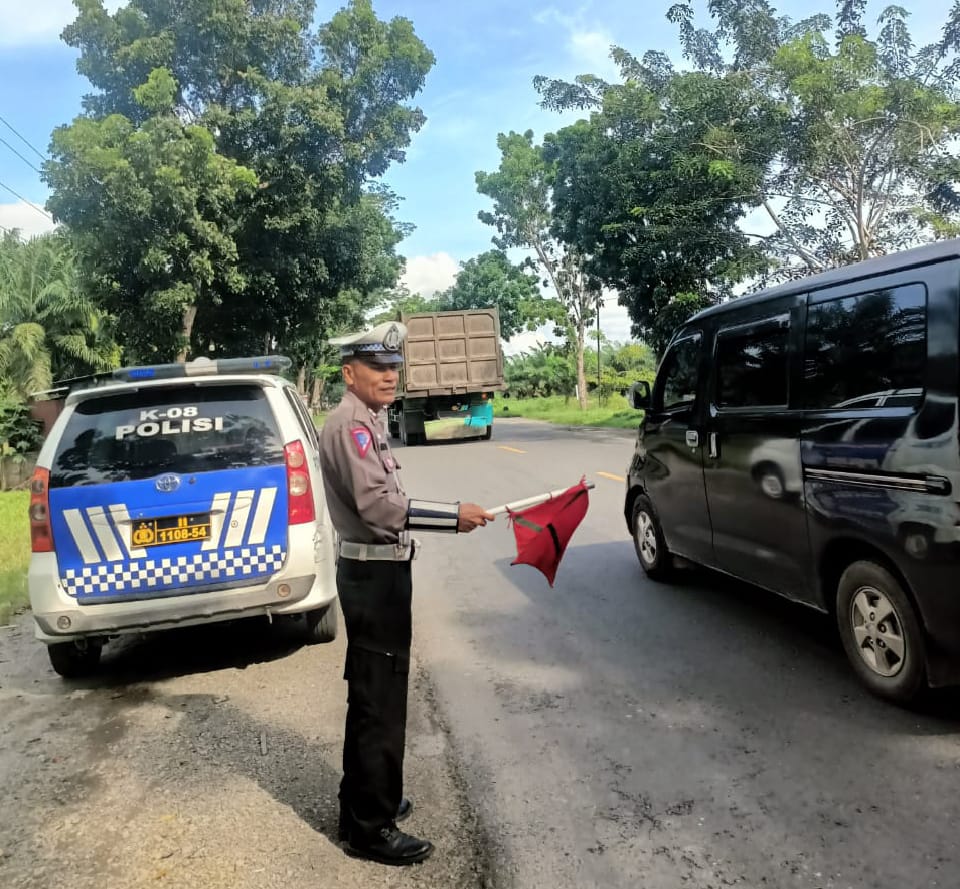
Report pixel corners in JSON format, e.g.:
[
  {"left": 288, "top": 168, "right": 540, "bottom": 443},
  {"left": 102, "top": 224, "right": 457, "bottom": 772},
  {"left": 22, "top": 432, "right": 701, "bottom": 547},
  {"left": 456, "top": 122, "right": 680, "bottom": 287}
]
[{"left": 350, "top": 427, "right": 372, "bottom": 458}]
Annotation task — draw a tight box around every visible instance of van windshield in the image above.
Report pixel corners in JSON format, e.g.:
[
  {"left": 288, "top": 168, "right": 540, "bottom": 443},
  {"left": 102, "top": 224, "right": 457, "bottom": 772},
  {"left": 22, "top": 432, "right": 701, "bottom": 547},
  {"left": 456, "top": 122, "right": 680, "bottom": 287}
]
[{"left": 50, "top": 384, "right": 284, "bottom": 487}]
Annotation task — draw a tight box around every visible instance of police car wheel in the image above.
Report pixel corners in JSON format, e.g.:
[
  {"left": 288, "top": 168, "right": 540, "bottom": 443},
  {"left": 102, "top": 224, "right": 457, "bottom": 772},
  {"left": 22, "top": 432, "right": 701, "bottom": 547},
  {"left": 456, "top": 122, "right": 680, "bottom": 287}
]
[
  {"left": 631, "top": 495, "right": 674, "bottom": 581},
  {"left": 836, "top": 560, "right": 927, "bottom": 704},
  {"left": 304, "top": 604, "right": 338, "bottom": 644},
  {"left": 47, "top": 639, "right": 103, "bottom": 678}
]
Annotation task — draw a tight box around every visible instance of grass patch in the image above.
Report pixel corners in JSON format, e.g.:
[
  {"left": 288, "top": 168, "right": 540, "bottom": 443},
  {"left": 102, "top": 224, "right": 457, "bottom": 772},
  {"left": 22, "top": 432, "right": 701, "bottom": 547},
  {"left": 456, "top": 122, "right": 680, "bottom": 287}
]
[
  {"left": 494, "top": 394, "right": 642, "bottom": 429},
  {"left": 0, "top": 491, "right": 30, "bottom": 624}
]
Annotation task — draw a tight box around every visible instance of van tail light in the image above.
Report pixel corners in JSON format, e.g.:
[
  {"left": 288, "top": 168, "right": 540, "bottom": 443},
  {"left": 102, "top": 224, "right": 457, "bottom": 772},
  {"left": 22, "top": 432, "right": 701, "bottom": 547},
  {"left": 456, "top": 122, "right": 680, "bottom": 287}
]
[
  {"left": 284, "top": 440, "right": 315, "bottom": 525},
  {"left": 30, "top": 467, "right": 54, "bottom": 553}
]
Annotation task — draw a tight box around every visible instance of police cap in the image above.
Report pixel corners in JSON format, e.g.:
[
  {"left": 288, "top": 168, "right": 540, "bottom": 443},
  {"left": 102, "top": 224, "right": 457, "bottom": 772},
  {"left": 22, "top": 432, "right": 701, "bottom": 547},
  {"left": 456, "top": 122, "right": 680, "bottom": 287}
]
[{"left": 330, "top": 321, "right": 407, "bottom": 366}]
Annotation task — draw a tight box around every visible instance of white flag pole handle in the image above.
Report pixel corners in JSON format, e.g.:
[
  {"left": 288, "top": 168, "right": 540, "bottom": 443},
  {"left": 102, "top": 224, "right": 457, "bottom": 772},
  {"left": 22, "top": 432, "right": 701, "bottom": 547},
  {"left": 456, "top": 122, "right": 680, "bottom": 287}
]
[{"left": 486, "top": 483, "right": 595, "bottom": 517}]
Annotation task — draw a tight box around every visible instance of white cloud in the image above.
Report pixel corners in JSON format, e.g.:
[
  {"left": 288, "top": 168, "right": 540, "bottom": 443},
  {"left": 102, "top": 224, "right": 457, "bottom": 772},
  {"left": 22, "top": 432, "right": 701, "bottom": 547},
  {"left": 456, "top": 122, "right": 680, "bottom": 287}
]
[
  {"left": 0, "top": 0, "right": 123, "bottom": 47},
  {"left": 401, "top": 252, "right": 460, "bottom": 296},
  {"left": 0, "top": 202, "right": 57, "bottom": 239},
  {"left": 533, "top": 7, "right": 619, "bottom": 80}
]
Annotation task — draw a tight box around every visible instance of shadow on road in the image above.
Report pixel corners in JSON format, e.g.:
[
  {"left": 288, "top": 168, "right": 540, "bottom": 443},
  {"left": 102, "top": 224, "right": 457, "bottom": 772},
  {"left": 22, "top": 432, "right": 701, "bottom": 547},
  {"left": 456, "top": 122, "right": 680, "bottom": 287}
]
[{"left": 484, "top": 538, "right": 960, "bottom": 729}]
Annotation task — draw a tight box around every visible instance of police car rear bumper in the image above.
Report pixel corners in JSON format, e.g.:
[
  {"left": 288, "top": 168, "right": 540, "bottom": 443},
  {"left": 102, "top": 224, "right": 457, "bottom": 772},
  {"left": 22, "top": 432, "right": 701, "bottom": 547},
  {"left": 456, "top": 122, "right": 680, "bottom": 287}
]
[{"left": 30, "top": 570, "right": 322, "bottom": 641}]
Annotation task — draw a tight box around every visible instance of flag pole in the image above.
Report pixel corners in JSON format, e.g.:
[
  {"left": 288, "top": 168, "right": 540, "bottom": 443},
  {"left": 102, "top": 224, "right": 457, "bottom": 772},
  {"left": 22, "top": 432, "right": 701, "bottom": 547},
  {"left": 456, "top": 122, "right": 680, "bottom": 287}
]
[{"left": 486, "top": 483, "right": 596, "bottom": 516}]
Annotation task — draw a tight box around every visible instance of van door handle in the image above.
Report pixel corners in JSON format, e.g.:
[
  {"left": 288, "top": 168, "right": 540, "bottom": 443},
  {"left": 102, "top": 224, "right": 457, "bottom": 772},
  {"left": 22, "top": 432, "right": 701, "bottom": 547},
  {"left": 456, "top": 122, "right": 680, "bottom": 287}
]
[
  {"left": 685, "top": 430, "right": 699, "bottom": 448},
  {"left": 708, "top": 432, "right": 719, "bottom": 459}
]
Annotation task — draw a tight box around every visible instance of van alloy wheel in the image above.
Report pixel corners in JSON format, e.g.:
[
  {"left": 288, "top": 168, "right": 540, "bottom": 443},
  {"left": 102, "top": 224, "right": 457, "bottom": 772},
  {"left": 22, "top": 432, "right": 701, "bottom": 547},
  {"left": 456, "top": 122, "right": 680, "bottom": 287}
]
[
  {"left": 631, "top": 495, "right": 673, "bottom": 581},
  {"left": 635, "top": 510, "right": 658, "bottom": 567},
  {"left": 836, "top": 560, "right": 926, "bottom": 704},
  {"left": 848, "top": 585, "right": 905, "bottom": 678}
]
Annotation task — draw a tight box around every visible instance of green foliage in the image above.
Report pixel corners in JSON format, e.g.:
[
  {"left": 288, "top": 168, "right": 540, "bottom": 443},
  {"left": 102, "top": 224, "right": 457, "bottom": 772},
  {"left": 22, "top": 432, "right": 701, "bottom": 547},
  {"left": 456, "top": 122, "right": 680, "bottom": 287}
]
[
  {"left": 0, "top": 231, "right": 118, "bottom": 397},
  {"left": 535, "top": 1, "right": 960, "bottom": 353},
  {"left": 663, "top": 1, "right": 960, "bottom": 273},
  {"left": 47, "top": 104, "right": 257, "bottom": 362},
  {"left": 370, "top": 286, "right": 440, "bottom": 325},
  {"left": 504, "top": 344, "right": 576, "bottom": 399},
  {"left": 0, "top": 384, "right": 43, "bottom": 492},
  {"left": 46, "top": 0, "right": 435, "bottom": 368},
  {"left": 539, "top": 62, "right": 778, "bottom": 354}
]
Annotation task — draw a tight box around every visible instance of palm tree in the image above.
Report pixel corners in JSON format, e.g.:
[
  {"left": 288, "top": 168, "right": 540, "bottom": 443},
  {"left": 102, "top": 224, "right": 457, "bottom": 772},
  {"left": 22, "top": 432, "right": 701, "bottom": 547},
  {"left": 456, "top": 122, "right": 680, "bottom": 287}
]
[{"left": 0, "top": 231, "right": 118, "bottom": 399}]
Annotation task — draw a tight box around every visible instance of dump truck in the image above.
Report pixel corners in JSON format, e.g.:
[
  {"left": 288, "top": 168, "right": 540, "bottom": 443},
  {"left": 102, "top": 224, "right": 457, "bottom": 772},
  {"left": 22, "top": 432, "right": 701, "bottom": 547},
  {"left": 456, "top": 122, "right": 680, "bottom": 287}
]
[{"left": 387, "top": 308, "right": 505, "bottom": 445}]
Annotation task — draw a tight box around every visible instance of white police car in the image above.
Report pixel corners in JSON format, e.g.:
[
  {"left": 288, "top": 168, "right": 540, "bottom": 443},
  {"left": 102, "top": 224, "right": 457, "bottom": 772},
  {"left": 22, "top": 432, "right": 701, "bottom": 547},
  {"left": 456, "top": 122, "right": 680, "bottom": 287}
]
[{"left": 27, "top": 356, "right": 338, "bottom": 677}]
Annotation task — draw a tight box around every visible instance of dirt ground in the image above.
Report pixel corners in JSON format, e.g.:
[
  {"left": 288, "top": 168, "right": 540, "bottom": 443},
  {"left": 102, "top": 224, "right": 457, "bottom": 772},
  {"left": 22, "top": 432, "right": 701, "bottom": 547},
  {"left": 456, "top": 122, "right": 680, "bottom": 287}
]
[{"left": 0, "top": 609, "right": 493, "bottom": 889}]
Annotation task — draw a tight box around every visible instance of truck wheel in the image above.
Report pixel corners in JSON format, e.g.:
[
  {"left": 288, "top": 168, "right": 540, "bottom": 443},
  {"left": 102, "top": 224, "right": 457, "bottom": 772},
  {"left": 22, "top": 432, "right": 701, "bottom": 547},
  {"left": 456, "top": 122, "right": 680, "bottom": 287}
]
[
  {"left": 836, "top": 560, "right": 926, "bottom": 704},
  {"left": 482, "top": 425, "right": 493, "bottom": 441},
  {"left": 304, "top": 604, "right": 338, "bottom": 644},
  {"left": 48, "top": 639, "right": 103, "bottom": 678},
  {"left": 631, "top": 495, "right": 673, "bottom": 581}
]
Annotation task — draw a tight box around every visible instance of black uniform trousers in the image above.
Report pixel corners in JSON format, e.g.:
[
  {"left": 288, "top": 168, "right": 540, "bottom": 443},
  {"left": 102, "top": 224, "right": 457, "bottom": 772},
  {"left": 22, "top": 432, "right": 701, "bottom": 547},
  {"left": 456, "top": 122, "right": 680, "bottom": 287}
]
[{"left": 336, "top": 555, "right": 412, "bottom": 842}]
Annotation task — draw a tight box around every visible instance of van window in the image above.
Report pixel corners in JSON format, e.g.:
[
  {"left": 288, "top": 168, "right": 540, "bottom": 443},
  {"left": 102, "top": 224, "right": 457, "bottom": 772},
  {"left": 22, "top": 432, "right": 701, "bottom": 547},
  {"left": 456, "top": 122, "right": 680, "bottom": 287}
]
[
  {"left": 716, "top": 314, "right": 789, "bottom": 408},
  {"left": 50, "top": 384, "right": 284, "bottom": 487},
  {"left": 803, "top": 283, "right": 926, "bottom": 410},
  {"left": 655, "top": 335, "right": 700, "bottom": 411}
]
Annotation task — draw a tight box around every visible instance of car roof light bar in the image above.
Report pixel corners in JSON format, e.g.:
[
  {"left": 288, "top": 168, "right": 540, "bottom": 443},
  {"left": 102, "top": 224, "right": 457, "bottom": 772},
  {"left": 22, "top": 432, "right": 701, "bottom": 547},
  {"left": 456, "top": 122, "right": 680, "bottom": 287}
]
[{"left": 111, "top": 355, "right": 292, "bottom": 383}]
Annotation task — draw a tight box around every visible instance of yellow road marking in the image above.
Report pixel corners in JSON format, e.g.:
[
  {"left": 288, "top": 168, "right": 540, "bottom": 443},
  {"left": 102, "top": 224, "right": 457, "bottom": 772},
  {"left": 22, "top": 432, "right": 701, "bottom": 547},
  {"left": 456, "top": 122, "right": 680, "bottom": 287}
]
[
  {"left": 597, "top": 471, "right": 624, "bottom": 482},
  {"left": 498, "top": 445, "right": 526, "bottom": 454}
]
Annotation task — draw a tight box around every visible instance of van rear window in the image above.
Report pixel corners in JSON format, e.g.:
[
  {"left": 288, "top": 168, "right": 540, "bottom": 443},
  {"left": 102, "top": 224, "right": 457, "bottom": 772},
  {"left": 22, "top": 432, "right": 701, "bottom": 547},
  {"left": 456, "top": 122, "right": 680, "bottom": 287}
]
[{"left": 50, "top": 384, "right": 284, "bottom": 487}]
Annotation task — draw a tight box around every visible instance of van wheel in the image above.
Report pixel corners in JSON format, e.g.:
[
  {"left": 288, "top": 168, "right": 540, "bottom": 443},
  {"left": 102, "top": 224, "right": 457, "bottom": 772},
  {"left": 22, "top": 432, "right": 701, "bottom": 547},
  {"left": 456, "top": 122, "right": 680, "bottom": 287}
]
[
  {"left": 482, "top": 424, "right": 493, "bottom": 441},
  {"left": 48, "top": 639, "right": 103, "bottom": 678},
  {"left": 631, "top": 495, "right": 673, "bottom": 581},
  {"left": 836, "top": 561, "right": 926, "bottom": 704},
  {"left": 304, "top": 604, "right": 338, "bottom": 644}
]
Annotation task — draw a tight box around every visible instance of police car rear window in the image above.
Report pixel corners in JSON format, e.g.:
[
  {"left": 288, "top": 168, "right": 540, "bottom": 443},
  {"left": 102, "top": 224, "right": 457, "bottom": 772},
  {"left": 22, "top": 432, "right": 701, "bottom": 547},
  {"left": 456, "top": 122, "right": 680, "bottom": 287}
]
[{"left": 50, "top": 385, "right": 284, "bottom": 487}]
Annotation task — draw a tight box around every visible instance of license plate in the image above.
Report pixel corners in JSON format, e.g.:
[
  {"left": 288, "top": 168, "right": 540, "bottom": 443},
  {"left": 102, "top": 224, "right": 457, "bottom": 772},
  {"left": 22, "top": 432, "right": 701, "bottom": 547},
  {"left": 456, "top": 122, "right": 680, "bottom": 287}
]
[{"left": 132, "top": 514, "right": 211, "bottom": 548}]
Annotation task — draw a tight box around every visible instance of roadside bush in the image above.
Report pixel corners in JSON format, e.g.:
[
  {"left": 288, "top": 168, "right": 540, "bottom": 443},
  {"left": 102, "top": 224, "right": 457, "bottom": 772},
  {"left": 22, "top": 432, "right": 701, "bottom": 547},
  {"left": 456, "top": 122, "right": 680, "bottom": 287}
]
[{"left": 0, "top": 389, "right": 43, "bottom": 490}]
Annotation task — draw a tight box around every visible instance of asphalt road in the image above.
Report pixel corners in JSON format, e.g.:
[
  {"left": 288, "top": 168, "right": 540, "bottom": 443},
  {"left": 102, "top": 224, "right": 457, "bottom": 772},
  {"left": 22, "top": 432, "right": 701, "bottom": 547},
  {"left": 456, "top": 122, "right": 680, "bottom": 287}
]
[{"left": 399, "top": 417, "right": 960, "bottom": 889}]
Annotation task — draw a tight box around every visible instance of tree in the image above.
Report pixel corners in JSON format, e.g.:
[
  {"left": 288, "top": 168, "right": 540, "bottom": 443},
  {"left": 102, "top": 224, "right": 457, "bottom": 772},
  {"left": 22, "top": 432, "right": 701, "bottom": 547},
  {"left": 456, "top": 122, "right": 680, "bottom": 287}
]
[
  {"left": 662, "top": 1, "right": 960, "bottom": 273},
  {"left": 45, "top": 0, "right": 434, "bottom": 374},
  {"left": 439, "top": 250, "right": 561, "bottom": 341},
  {"left": 539, "top": 66, "right": 776, "bottom": 353},
  {"left": 369, "top": 285, "right": 439, "bottom": 325},
  {"left": 504, "top": 344, "right": 576, "bottom": 399},
  {"left": 0, "top": 231, "right": 117, "bottom": 400},
  {"left": 533, "top": 1, "right": 960, "bottom": 349},
  {"left": 46, "top": 80, "right": 257, "bottom": 362},
  {"left": 476, "top": 131, "right": 600, "bottom": 407}
]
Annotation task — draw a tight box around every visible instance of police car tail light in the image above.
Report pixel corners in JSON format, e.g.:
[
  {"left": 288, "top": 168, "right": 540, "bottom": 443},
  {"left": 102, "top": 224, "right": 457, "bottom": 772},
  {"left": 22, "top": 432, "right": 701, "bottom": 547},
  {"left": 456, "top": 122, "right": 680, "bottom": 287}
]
[
  {"left": 29, "top": 467, "right": 54, "bottom": 553},
  {"left": 284, "top": 440, "right": 315, "bottom": 524}
]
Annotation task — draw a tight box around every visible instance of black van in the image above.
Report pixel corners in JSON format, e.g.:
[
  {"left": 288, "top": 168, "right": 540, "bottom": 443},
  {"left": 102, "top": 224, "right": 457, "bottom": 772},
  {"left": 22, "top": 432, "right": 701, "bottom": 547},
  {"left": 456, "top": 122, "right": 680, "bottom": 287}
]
[{"left": 625, "top": 239, "right": 960, "bottom": 703}]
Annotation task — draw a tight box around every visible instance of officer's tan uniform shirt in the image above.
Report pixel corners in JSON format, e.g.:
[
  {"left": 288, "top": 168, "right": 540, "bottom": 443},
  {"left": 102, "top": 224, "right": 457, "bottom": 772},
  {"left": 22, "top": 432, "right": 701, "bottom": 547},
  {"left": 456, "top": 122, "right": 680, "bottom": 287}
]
[{"left": 318, "top": 390, "right": 407, "bottom": 544}]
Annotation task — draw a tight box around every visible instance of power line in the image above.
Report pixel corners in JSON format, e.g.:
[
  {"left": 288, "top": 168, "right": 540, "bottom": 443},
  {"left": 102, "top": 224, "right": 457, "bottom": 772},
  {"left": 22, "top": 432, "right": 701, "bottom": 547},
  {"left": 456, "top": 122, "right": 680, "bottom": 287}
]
[
  {"left": 0, "top": 178, "right": 53, "bottom": 221},
  {"left": 0, "top": 134, "right": 43, "bottom": 173},
  {"left": 0, "top": 114, "right": 46, "bottom": 161}
]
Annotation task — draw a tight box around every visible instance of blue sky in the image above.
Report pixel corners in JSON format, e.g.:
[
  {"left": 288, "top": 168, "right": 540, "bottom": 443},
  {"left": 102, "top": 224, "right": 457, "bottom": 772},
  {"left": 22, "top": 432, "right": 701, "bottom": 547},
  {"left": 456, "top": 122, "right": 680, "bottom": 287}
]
[{"left": 0, "top": 0, "right": 953, "bottom": 350}]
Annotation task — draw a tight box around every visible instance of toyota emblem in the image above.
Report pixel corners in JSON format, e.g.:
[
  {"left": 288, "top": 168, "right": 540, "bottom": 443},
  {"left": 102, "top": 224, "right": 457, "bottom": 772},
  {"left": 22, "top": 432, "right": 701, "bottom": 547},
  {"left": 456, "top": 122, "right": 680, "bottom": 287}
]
[{"left": 155, "top": 473, "right": 181, "bottom": 493}]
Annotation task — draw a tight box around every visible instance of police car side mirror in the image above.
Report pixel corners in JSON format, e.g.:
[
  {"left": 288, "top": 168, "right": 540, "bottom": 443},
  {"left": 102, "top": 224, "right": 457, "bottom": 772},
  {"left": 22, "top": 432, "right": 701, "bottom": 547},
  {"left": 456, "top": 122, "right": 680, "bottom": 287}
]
[{"left": 628, "top": 381, "right": 651, "bottom": 411}]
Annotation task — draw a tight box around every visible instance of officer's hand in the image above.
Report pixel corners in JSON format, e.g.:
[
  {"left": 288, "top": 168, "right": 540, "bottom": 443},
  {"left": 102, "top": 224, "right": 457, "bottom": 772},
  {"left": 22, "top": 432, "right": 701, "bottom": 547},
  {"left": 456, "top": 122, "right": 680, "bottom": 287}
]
[{"left": 458, "top": 502, "right": 495, "bottom": 532}]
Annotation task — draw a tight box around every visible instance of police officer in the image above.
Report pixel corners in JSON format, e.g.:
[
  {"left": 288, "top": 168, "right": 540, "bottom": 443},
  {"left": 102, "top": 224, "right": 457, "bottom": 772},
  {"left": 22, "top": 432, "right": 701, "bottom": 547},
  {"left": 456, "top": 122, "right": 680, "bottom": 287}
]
[{"left": 318, "top": 320, "right": 494, "bottom": 866}]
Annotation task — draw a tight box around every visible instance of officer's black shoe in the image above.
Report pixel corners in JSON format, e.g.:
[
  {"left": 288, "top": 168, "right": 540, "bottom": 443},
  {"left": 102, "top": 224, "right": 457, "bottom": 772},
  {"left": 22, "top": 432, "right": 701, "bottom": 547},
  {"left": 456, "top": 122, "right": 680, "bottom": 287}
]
[
  {"left": 338, "top": 798, "right": 413, "bottom": 842},
  {"left": 345, "top": 826, "right": 433, "bottom": 866}
]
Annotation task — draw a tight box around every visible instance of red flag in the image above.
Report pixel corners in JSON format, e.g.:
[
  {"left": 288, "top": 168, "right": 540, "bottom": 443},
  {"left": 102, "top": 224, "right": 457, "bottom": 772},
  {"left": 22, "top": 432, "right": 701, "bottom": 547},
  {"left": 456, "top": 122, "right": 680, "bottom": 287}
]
[{"left": 508, "top": 479, "right": 590, "bottom": 586}]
